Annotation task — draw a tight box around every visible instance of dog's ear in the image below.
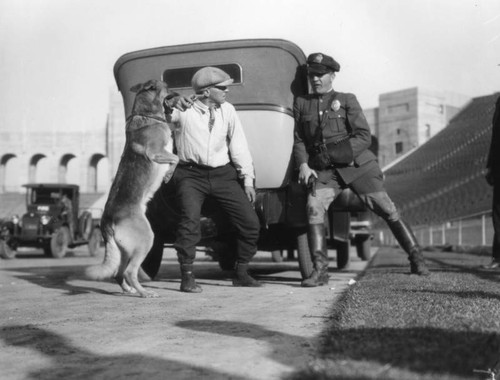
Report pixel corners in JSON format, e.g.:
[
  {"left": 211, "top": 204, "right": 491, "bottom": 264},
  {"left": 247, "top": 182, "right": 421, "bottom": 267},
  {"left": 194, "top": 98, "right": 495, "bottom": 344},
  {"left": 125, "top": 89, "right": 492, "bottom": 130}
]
[
  {"left": 130, "top": 83, "right": 145, "bottom": 93},
  {"left": 130, "top": 80, "right": 161, "bottom": 93}
]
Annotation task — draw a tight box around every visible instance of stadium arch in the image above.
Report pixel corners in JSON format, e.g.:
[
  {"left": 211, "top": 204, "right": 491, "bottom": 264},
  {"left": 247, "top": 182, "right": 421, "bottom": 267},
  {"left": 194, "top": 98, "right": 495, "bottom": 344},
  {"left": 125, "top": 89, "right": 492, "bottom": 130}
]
[
  {"left": 59, "top": 153, "right": 79, "bottom": 184},
  {"left": 88, "top": 153, "right": 110, "bottom": 192},
  {"left": 1, "top": 154, "right": 20, "bottom": 192},
  {"left": 29, "top": 154, "right": 50, "bottom": 183}
]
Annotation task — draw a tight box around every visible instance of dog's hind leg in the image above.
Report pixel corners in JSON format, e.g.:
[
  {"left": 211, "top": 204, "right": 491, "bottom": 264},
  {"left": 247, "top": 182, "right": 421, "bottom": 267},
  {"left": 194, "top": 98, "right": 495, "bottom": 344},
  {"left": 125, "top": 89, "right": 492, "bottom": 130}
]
[
  {"left": 114, "top": 250, "right": 137, "bottom": 295},
  {"left": 115, "top": 217, "right": 158, "bottom": 298}
]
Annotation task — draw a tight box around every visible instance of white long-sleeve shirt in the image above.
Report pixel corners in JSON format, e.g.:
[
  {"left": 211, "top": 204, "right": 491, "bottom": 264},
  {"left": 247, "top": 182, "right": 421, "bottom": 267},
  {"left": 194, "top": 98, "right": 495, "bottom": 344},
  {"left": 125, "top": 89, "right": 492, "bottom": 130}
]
[{"left": 168, "top": 100, "right": 255, "bottom": 187}]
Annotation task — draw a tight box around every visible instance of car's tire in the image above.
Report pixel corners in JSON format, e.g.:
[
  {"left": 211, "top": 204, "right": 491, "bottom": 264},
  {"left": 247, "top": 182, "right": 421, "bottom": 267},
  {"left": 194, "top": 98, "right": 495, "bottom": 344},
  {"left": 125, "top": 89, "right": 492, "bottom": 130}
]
[
  {"left": 79, "top": 211, "right": 93, "bottom": 241},
  {"left": 0, "top": 239, "right": 17, "bottom": 259},
  {"left": 50, "top": 226, "right": 70, "bottom": 258},
  {"left": 296, "top": 230, "right": 313, "bottom": 279},
  {"left": 336, "top": 240, "right": 350, "bottom": 270},
  {"left": 271, "top": 250, "right": 283, "bottom": 263},
  {"left": 355, "top": 235, "right": 372, "bottom": 261},
  {"left": 87, "top": 227, "right": 102, "bottom": 257}
]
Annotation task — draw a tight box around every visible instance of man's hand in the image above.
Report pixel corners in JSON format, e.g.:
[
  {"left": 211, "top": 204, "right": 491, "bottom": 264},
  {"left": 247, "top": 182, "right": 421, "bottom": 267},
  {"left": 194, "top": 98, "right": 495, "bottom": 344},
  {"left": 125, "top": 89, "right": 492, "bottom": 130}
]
[
  {"left": 298, "top": 163, "right": 317, "bottom": 185},
  {"left": 164, "top": 95, "right": 194, "bottom": 112},
  {"left": 245, "top": 186, "right": 256, "bottom": 204}
]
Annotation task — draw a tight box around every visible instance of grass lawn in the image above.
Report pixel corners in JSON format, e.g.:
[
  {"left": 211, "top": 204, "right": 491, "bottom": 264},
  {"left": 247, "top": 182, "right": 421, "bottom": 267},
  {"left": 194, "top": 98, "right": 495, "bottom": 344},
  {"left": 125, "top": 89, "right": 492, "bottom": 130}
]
[{"left": 290, "top": 247, "right": 500, "bottom": 380}]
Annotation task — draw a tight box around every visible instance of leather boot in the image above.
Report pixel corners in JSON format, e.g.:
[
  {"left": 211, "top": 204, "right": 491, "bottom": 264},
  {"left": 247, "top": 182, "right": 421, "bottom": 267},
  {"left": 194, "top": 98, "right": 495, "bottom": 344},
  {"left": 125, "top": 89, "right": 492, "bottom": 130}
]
[
  {"left": 388, "top": 219, "right": 430, "bottom": 276},
  {"left": 301, "top": 223, "right": 329, "bottom": 287},
  {"left": 232, "top": 263, "right": 263, "bottom": 287},
  {"left": 180, "top": 264, "right": 202, "bottom": 293}
]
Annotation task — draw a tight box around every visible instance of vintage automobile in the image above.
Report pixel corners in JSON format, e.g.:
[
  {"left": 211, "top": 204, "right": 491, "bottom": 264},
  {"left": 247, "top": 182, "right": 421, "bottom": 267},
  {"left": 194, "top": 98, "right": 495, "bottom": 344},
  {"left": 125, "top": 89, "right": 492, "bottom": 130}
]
[
  {"left": 0, "top": 183, "right": 102, "bottom": 259},
  {"left": 113, "top": 39, "right": 372, "bottom": 278}
]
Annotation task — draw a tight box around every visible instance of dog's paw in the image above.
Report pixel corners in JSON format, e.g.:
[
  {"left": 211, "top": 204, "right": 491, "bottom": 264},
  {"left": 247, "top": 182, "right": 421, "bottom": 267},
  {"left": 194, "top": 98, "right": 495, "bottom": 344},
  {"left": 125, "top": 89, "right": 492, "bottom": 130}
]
[
  {"left": 121, "top": 283, "right": 137, "bottom": 294},
  {"left": 140, "top": 290, "right": 159, "bottom": 298}
]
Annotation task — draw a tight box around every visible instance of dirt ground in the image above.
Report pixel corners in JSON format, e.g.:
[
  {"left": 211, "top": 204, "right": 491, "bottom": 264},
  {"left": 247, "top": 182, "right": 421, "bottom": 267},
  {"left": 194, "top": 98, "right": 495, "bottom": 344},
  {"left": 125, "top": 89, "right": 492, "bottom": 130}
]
[{"left": 0, "top": 245, "right": 373, "bottom": 380}]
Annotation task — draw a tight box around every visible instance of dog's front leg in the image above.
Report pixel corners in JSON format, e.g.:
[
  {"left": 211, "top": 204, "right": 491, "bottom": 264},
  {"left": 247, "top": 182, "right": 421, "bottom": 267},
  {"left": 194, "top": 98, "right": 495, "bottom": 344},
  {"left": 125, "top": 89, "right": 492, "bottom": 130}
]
[{"left": 149, "top": 151, "right": 179, "bottom": 183}]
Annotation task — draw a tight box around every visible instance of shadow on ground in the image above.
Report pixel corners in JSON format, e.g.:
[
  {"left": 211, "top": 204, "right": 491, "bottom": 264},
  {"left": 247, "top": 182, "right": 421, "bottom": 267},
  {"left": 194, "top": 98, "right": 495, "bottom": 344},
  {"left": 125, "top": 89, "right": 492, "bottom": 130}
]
[{"left": 0, "top": 324, "right": 249, "bottom": 380}]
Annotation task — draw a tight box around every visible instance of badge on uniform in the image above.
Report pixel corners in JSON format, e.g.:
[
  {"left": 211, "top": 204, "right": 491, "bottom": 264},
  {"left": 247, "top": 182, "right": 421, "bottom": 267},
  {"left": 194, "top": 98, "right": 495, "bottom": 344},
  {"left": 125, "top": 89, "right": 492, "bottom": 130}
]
[{"left": 331, "top": 99, "right": 341, "bottom": 112}]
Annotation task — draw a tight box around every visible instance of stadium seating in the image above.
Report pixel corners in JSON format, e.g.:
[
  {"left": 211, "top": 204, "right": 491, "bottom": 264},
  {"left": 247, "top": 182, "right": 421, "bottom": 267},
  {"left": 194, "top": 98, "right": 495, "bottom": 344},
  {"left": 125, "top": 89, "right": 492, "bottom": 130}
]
[{"left": 380, "top": 93, "right": 499, "bottom": 228}]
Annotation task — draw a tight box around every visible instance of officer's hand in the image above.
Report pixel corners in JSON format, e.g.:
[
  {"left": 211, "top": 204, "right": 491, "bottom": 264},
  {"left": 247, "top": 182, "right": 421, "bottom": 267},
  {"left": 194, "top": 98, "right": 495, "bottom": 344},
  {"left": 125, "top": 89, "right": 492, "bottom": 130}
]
[
  {"left": 485, "top": 168, "right": 494, "bottom": 186},
  {"left": 244, "top": 186, "right": 256, "bottom": 204},
  {"left": 298, "top": 163, "right": 317, "bottom": 185}
]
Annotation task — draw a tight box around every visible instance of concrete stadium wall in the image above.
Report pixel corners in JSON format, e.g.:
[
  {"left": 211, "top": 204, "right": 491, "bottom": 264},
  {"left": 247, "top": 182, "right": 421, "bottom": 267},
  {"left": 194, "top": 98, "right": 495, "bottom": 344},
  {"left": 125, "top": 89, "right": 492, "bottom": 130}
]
[{"left": 0, "top": 129, "right": 110, "bottom": 193}]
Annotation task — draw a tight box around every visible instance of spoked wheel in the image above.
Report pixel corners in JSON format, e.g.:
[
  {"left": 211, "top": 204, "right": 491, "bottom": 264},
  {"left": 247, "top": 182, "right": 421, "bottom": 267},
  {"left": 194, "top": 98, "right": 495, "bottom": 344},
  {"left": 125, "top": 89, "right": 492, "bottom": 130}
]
[
  {"left": 50, "top": 226, "right": 71, "bottom": 258},
  {"left": 296, "top": 229, "right": 313, "bottom": 279}
]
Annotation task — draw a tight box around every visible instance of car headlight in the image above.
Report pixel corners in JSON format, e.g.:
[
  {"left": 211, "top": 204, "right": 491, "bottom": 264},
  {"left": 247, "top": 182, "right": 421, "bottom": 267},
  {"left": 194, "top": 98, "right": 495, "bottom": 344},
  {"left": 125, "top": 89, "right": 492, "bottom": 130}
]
[{"left": 40, "top": 215, "right": 51, "bottom": 225}]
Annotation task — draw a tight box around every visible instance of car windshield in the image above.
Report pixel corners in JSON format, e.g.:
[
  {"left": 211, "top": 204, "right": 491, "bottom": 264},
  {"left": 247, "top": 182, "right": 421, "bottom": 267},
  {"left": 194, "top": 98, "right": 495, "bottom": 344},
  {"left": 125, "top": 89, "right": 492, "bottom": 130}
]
[{"left": 29, "top": 188, "right": 62, "bottom": 205}]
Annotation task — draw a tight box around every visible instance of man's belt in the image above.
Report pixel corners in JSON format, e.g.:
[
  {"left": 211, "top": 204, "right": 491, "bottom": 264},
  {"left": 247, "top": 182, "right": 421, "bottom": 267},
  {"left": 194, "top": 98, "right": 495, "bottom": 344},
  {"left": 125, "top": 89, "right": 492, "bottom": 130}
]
[
  {"left": 178, "top": 161, "right": 230, "bottom": 170},
  {"left": 307, "top": 135, "right": 353, "bottom": 170}
]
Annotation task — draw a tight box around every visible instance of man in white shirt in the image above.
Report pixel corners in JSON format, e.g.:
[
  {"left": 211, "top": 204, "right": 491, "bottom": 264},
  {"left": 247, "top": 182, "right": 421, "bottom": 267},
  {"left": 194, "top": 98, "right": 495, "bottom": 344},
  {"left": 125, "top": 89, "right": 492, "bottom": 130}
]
[{"left": 164, "top": 67, "right": 262, "bottom": 292}]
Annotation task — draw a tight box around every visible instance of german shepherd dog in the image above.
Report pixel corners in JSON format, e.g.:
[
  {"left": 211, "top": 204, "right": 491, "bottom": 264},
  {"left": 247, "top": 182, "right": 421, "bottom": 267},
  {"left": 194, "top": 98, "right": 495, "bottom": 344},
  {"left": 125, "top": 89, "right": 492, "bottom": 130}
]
[{"left": 85, "top": 80, "right": 178, "bottom": 297}]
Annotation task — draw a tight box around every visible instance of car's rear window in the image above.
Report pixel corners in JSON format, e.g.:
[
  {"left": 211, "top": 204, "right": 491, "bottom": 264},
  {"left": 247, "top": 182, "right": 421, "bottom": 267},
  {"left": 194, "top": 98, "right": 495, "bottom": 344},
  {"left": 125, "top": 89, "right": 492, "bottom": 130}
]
[{"left": 163, "top": 63, "right": 242, "bottom": 90}]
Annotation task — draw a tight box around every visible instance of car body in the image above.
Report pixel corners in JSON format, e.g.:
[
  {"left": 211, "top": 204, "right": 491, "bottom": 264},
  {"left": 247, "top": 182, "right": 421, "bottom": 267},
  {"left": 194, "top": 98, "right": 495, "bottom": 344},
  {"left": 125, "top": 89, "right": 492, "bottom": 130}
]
[
  {"left": 0, "top": 183, "right": 102, "bottom": 259},
  {"left": 113, "top": 39, "right": 372, "bottom": 276}
]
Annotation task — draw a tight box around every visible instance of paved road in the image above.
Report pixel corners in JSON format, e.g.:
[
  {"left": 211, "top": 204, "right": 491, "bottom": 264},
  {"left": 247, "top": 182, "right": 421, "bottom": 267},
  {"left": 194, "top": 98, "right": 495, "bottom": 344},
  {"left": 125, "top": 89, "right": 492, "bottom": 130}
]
[{"left": 0, "top": 246, "right": 373, "bottom": 380}]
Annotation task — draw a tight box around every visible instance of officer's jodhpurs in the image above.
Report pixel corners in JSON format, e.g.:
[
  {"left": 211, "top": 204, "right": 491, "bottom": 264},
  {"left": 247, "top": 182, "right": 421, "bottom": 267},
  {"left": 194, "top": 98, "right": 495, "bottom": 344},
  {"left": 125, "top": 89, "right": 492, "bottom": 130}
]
[{"left": 306, "top": 187, "right": 429, "bottom": 275}]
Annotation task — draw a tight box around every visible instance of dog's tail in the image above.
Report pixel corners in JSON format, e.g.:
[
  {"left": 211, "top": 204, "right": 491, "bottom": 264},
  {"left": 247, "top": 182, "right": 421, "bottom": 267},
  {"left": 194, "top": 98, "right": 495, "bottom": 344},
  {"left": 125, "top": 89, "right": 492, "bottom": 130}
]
[{"left": 84, "top": 227, "right": 121, "bottom": 281}]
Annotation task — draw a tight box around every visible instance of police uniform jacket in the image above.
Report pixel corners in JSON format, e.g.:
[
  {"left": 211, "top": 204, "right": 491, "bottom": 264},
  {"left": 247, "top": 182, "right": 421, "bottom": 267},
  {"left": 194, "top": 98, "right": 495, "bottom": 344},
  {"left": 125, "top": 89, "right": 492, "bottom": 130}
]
[{"left": 293, "top": 90, "right": 378, "bottom": 184}]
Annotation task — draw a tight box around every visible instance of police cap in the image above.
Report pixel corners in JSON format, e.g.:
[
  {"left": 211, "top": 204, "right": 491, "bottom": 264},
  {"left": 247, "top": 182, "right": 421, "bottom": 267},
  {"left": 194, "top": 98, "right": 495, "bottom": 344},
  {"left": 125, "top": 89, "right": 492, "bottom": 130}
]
[{"left": 306, "top": 53, "right": 340, "bottom": 74}]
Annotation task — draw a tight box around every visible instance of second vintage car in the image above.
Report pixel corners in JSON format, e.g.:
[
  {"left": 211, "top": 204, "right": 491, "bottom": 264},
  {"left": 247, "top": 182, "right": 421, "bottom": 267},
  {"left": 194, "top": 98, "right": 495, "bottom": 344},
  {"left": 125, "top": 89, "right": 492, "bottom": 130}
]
[{"left": 0, "top": 183, "right": 102, "bottom": 259}]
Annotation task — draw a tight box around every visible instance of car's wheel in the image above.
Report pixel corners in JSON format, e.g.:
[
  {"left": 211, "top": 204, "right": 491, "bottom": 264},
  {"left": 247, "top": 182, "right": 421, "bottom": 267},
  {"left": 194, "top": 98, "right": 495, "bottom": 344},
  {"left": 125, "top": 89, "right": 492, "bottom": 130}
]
[
  {"left": 355, "top": 235, "right": 372, "bottom": 261},
  {"left": 50, "top": 226, "right": 70, "bottom": 258},
  {"left": 296, "top": 230, "right": 313, "bottom": 279},
  {"left": 0, "top": 239, "right": 17, "bottom": 259},
  {"left": 87, "top": 227, "right": 102, "bottom": 257},
  {"left": 79, "top": 211, "right": 93, "bottom": 240},
  {"left": 336, "top": 240, "right": 350, "bottom": 270}
]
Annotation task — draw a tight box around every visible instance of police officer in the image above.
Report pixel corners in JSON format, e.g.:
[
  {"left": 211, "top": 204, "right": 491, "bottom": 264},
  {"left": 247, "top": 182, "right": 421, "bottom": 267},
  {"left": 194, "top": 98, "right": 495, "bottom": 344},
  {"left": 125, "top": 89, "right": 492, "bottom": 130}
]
[{"left": 294, "top": 53, "right": 430, "bottom": 287}]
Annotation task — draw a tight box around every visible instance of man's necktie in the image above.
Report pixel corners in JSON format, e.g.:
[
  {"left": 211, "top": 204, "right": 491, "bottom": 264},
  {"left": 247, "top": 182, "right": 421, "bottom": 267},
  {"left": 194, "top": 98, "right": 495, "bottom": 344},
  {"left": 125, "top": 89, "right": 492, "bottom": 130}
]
[{"left": 208, "top": 106, "right": 215, "bottom": 132}]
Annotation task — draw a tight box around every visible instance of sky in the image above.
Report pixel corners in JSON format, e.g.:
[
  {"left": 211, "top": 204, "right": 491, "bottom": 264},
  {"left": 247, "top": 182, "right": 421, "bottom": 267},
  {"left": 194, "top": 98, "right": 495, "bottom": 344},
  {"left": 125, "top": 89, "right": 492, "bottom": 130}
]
[{"left": 1, "top": 0, "right": 499, "bottom": 133}]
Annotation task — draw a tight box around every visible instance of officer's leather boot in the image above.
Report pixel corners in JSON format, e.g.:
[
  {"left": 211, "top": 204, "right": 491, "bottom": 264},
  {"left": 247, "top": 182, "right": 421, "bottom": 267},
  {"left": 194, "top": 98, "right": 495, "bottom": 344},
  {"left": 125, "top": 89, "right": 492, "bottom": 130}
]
[
  {"left": 232, "top": 263, "right": 263, "bottom": 287},
  {"left": 180, "top": 264, "right": 202, "bottom": 293},
  {"left": 301, "top": 223, "right": 329, "bottom": 287},
  {"left": 388, "top": 219, "right": 430, "bottom": 276}
]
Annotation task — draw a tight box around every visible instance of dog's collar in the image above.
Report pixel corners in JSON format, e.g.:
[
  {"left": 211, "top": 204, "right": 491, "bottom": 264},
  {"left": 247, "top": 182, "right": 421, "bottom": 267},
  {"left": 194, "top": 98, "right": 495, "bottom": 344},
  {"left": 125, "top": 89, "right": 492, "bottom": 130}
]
[{"left": 127, "top": 113, "right": 167, "bottom": 123}]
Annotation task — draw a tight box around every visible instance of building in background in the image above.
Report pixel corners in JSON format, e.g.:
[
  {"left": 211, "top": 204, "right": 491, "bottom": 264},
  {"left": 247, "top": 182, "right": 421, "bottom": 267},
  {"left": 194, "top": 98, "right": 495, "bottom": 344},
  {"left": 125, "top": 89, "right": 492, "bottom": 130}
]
[
  {"left": 366, "top": 87, "right": 471, "bottom": 168},
  {"left": 0, "top": 86, "right": 474, "bottom": 195}
]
